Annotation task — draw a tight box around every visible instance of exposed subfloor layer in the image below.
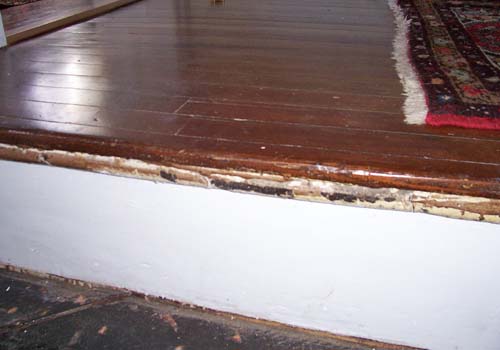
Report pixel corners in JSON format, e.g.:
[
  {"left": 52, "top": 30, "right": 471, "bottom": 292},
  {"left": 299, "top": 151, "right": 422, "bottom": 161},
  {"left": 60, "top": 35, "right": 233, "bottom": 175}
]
[{"left": 0, "top": 267, "right": 421, "bottom": 350}]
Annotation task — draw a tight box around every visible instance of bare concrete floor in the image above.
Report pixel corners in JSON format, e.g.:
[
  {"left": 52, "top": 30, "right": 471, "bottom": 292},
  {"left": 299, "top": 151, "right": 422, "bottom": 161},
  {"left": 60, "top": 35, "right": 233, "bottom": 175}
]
[{"left": 0, "top": 267, "right": 420, "bottom": 350}]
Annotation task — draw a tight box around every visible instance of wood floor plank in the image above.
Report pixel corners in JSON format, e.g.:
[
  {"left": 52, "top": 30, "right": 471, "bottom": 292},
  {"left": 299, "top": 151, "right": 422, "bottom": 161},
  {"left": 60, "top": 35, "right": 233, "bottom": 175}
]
[
  {"left": 3, "top": 58, "right": 400, "bottom": 86},
  {"left": 176, "top": 100, "right": 500, "bottom": 140},
  {"left": 0, "top": 86, "right": 188, "bottom": 113},
  {"left": 0, "top": 80, "right": 404, "bottom": 114},
  {"left": 176, "top": 118, "right": 499, "bottom": 164}
]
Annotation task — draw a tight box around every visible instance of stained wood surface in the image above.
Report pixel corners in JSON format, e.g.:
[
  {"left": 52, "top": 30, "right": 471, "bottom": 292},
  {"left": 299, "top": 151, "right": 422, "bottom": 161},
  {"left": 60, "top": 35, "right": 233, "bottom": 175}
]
[
  {"left": 0, "top": 0, "right": 498, "bottom": 199},
  {"left": 1, "top": 0, "right": 140, "bottom": 44}
]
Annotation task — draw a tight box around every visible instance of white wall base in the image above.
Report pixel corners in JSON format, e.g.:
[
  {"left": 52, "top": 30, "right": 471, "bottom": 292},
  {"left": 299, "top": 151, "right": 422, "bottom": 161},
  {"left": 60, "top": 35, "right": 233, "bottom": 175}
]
[
  {"left": 0, "top": 14, "right": 6, "bottom": 48},
  {"left": 0, "top": 159, "right": 499, "bottom": 350}
]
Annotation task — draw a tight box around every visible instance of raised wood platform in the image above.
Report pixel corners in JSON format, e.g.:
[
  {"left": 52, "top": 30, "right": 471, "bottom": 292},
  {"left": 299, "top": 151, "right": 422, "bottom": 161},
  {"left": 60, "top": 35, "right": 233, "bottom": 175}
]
[
  {"left": 0, "top": 0, "right": 498, "bottom": 221},
  {"left": 1, "top": 0, "right": 139, "bottom": 44}
]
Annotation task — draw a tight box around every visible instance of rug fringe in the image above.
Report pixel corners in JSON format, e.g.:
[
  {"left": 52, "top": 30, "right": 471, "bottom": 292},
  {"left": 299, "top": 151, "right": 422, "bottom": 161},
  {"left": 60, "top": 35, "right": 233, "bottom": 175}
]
[{"left": 388, "top": 0, "right": 428, "bottom": 125}]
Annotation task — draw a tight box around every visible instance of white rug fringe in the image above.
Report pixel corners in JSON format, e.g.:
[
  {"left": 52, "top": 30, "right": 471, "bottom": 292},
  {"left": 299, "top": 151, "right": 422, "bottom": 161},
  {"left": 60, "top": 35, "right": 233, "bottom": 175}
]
[{"left": 388, "top": 0, "right": 428, "bottom": 124}]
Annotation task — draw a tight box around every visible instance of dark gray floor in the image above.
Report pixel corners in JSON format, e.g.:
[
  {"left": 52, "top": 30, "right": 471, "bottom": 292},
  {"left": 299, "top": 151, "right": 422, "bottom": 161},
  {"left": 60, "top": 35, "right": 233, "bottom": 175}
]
[{"left": 0, "top": 268, "right": 418, "bottom": 350}]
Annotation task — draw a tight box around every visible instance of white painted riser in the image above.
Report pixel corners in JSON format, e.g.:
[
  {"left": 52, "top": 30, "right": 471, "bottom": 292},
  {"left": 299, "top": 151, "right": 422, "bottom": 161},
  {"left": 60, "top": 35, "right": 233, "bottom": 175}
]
[{"left": 0, "top": 159, "right": 499, "bottom": 350}]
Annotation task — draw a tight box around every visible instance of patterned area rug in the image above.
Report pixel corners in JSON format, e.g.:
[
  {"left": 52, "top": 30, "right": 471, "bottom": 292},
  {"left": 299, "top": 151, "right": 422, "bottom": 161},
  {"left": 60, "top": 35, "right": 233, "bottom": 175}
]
[{"left": 390, "top": 0, "right": 500, "bottom": 130}]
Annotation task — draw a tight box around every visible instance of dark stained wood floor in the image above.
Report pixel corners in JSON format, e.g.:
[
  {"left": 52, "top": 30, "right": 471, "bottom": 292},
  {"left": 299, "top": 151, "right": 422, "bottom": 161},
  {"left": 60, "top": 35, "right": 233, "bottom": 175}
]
[
  {"left": 1, "top": 0, "right": 140, "bottom": 44},
  {"left": 0, "top": 0, "right": 498, "bottom": 198}
]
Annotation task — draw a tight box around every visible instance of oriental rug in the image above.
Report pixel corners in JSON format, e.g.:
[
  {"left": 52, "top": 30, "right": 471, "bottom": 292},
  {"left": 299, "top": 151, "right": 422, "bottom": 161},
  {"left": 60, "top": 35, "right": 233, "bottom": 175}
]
[{"left": 390, "top": 0, "right": 500, "bottom": 130}]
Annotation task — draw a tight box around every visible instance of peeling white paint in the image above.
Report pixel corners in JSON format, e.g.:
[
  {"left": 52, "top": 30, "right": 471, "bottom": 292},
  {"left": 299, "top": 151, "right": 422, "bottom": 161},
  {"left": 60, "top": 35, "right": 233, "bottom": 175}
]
[
  {"left": 412, "top": 191, "right": 492, "bottom": 204},
  {"left": 0, "top": 143, "right": 498, "bottom": 223},
  {"left": 210, "top": 174, "right": 247, "bottom": 183}
]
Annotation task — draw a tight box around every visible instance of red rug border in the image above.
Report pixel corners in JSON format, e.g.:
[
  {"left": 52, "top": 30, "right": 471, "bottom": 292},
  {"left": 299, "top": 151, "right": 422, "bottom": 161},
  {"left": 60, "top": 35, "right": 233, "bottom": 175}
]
[{"left": 426, "top": 113, "right": 500, "bottom": 130}]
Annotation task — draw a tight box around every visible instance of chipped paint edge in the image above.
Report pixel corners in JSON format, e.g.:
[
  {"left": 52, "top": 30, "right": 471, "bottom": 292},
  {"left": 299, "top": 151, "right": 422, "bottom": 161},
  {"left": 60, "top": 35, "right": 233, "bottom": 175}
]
[{"left": 0, "top": 143, "right": 498, "bottom": 224}]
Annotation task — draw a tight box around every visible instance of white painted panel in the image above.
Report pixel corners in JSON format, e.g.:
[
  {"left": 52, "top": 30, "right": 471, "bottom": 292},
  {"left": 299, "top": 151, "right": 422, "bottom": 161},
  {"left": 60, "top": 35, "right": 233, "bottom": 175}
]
[
  {"left": 0, "top": 159, "right": 499, "bottom": 350},
  {"left": 0, "top": 14, "right": 6, "bottom": 48}
]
